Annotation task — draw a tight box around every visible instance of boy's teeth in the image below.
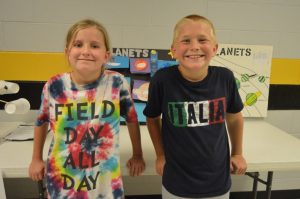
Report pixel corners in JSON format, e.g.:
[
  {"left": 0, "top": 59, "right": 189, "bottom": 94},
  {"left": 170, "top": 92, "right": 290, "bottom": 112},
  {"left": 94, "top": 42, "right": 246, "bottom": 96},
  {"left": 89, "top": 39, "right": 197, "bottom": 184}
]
[{"left": 187, "top": 55, "right": 203, "bottom": 58}]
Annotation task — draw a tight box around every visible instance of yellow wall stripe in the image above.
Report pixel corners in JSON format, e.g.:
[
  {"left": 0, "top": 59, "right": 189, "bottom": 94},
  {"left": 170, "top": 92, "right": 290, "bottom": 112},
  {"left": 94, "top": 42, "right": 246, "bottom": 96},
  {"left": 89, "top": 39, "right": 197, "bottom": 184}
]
[
  {"left": 270, "top": 58, "right": 300, "bottom": 85},
  {"left": 0, "top": 51, "right": 70, "bottom": 81},
  {"left": 0, "top": 51, "right": 299, "bottom": 84}
]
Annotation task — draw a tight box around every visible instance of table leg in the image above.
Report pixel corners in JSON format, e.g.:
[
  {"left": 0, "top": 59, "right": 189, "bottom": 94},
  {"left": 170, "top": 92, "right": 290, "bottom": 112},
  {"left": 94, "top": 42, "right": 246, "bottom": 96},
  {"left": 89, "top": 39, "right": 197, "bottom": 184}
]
[
  {"left": 252, "top": 172, "right": 259, "bottom": 199},
  {"left": 246, "top": 171, "right": 274, "bottom": 199},
  {"left": 266, "top": 171, "right": 273, "bottom": 199},
  {"left": 38, "top": 180, "right": 45, "bottom": 199}
]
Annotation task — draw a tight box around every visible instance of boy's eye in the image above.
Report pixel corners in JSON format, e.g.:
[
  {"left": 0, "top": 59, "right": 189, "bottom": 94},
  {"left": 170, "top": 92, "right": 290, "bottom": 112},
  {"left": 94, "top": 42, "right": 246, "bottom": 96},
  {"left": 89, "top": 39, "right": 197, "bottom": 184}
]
[
  {"left": 198, "top": 38, "right": 208, "bottom": 43},
  {"left": 181, "top": 39, "right": 190, "bottom": 44}
]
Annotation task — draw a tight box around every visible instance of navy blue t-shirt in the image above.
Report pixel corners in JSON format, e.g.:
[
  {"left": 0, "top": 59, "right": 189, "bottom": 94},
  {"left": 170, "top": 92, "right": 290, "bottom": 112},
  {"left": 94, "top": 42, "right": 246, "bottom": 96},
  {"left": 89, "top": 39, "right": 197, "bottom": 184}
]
[{"left": 143, "top": 66, "right": 243, "bottom": 198}]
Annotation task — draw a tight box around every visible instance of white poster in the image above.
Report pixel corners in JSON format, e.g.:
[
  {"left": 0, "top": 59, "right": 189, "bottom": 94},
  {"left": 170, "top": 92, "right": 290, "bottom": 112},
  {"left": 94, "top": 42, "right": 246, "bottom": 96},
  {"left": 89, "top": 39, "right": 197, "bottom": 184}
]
[{"left": 211, "top": 44, "right": 273, "bottom": 117}]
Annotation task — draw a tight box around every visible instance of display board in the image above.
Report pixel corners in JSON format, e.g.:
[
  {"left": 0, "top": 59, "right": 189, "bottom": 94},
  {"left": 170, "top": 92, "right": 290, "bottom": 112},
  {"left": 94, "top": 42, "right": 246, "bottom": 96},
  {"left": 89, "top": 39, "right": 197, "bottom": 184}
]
[
  {"left": 110, "top": 44, "right": 273, "bottom": 122},
  {"left": 212, "top": 44, "right": 273, "bottom": 117}
]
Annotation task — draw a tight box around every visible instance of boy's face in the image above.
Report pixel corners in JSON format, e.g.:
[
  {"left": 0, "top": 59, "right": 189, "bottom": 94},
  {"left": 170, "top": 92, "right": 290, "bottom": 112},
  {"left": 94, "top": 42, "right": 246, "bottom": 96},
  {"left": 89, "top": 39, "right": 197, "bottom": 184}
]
[
  {"left": 171, "top": 20, "right": 218, "bottom": 73},
  {"left": 66, "top": 26, "right": 109, "bottom": 83}
]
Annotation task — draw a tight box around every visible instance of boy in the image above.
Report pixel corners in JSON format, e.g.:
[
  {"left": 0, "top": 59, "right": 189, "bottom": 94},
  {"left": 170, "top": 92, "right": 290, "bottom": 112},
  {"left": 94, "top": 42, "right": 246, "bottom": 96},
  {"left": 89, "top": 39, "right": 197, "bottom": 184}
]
[{"left": 143, "top": 15, "right": 247, "bottom": 199}]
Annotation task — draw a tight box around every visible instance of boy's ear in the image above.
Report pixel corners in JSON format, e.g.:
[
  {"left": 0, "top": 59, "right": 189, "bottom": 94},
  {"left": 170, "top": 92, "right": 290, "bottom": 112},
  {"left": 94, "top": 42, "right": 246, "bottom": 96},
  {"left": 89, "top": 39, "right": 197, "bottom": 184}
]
[
  {"left": 213, "top": 43, "right": 218, "bottom": 55},
  {"left": 171, "top": 44, "right": 177, "bottom": 59}
]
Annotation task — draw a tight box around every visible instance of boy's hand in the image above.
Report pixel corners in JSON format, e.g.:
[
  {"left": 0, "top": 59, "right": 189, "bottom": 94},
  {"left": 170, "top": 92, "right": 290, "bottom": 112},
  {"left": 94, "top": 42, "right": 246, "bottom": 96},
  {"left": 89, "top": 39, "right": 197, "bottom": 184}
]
[
  {"left": 156, "top": 155, "right": 165, "bottom": 176},
  {"left": 126, "top": 155, "right": 145, "bottom": 176},
  {"left": 29, "top": 160, "right": 45, "bottom": 181},
  {"left": 230, "top": 155, "right": 247, "bottom": 175}
]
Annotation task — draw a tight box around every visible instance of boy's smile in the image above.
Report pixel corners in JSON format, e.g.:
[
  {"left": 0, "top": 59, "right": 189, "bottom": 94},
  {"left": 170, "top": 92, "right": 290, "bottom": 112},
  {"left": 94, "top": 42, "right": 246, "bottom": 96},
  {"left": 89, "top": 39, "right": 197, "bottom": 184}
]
[
  {"left": 172, "top": 20, "right": 218, "bottom": 81},
  {"left": 184, "top": 53, "right": 206, "bottom": 60}
]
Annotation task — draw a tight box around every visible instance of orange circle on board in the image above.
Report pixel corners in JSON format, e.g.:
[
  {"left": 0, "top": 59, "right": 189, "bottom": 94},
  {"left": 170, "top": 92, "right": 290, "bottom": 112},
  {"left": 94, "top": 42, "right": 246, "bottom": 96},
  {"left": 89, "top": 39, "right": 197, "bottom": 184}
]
[{"left": 134, "top": 59, "right": 148, "bottom": 71}]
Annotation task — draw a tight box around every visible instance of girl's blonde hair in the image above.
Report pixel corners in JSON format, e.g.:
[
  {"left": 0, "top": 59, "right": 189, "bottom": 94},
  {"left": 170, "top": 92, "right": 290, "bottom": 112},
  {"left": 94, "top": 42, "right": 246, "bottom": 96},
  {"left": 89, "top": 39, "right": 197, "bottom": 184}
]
[
  {"left": 65, "top": 19, "right": 111, "bottom": 52},
  {"left": 172, "top": 14, "right": 217, "bottom": 44}
]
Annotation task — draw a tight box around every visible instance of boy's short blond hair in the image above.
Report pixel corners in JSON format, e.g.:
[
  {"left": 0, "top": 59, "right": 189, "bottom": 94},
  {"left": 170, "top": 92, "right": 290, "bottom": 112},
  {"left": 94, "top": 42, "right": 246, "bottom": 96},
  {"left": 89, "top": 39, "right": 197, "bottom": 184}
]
[{"left": 172, "top": 14, "right": 217, "bottom": 45}]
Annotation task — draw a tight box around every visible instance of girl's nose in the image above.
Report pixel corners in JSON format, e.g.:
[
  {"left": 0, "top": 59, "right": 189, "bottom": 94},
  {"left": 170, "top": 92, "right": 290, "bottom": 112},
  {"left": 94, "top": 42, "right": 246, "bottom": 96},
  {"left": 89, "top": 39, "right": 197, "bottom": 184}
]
[{"left": 82, "top": 45, "right": 91, "bottom": 55}]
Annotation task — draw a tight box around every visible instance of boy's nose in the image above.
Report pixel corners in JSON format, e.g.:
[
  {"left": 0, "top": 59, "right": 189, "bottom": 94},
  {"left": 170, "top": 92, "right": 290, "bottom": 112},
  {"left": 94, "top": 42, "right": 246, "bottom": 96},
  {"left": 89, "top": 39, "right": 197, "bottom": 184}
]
[{"left": 190, "top": 40, "right": 200, "bottom": 50}]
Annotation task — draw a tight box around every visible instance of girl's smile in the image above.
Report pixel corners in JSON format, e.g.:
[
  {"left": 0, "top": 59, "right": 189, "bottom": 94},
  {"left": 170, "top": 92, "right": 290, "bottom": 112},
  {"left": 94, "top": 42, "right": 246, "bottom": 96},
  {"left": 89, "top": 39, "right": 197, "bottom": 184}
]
[{"left": 65, "top": 26, "right": 110, "bottom": 85}]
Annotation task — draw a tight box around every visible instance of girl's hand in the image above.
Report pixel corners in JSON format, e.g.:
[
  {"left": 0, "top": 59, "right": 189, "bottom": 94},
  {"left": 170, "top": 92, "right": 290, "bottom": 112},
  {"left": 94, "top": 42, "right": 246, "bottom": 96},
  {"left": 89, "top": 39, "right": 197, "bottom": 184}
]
[
  {"left": 126, "top": 155, "right": 145, "bottom": 176},
  {"left": 230, "top": 154, "right": 247, "bottom": 175},
  {"left": 155, "top": 155, "right": 165, "bottom": 176},
  {"left": 29, "top": 160, "right": 45, "bottom": 181}
]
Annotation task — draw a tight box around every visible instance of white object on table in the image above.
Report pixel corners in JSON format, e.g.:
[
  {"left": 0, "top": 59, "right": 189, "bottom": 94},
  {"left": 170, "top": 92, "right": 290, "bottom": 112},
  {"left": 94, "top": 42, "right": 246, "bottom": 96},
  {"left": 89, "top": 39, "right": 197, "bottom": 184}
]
[
  {"left": 4, "top": 125, "right": 34, "bottom": 141},
  {"left": 0, "top": 169, "right": 7, "bottom": 199},
  {"left": 0, "top": 80, "right": 19, "bottom": 95}
]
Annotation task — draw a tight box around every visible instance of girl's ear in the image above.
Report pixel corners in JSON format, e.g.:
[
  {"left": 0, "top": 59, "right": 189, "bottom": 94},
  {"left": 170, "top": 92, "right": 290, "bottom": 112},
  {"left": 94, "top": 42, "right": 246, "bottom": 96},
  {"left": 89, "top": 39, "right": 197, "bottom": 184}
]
[
  {"left": 64, "top": 47, "right": 72, "bottom": 67},
  {"left": 105, "top": 51, "right": 111, "bottom": 63},
  {"left": 64, "top": 47, "right": 69, "bottom": 57}
]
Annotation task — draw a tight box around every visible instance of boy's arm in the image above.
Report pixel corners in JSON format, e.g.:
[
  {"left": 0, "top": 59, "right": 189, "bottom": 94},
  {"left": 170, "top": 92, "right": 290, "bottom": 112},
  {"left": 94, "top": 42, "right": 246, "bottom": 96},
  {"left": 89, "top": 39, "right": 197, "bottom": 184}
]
[
  {"left": 226, "top": 112, "right": 247, "bottom": 175},
  {"left": 126, "top": 122, "right": 145, "bottom": 176},
  {"left": 29, "top": 122, "right": 48, "bottom": 181},
  {"left": 146, "top": 116, "right": 165, "bottom": 176}
]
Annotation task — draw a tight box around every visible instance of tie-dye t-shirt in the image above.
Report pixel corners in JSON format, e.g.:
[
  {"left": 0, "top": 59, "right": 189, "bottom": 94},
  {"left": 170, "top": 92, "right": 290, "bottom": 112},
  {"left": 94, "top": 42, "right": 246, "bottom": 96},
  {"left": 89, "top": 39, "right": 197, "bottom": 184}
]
[{"left": 36, "top": 70, "right": 138, "bottom": 199}]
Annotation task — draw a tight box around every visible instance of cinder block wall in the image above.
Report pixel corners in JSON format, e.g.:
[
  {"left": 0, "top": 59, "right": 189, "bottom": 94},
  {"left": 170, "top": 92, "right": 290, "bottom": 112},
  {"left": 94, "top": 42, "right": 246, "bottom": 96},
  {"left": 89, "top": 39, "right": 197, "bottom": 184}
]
[{"left": 1, "top": 0, "right": 299, "bottom": 197}]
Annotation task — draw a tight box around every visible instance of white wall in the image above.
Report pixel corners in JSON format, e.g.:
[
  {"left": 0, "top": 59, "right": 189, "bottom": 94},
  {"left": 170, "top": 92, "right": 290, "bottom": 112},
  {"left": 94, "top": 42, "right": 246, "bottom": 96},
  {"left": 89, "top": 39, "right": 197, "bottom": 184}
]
[
  {"left": 264, "top": 110, "right": 300, "bottom": 139},
  {"left": 1, "top": 0, "right": 300, "bottom": 196},
  {"left": 1, "top": 0, "right": 300, "bottom": 58}
]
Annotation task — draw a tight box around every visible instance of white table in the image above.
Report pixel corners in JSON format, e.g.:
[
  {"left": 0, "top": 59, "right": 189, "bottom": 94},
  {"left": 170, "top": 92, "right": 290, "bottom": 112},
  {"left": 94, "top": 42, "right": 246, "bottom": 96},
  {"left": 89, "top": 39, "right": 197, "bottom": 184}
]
[
  {"left": 1, "top": 120, "right": 300, "bottom": 199},
  {"left": 242, "top": 120, "right": 300, "bottom": 199}
]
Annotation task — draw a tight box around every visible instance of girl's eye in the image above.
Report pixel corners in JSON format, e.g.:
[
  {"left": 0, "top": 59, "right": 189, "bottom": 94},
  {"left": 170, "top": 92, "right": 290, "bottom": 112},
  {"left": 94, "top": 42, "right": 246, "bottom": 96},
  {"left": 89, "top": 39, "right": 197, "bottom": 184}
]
[
  {"left": 91, "top": 44, "right": 100, "bottom": 48},
  {"left": 73, "top": 42, "right": 82, "bottom": 48}
]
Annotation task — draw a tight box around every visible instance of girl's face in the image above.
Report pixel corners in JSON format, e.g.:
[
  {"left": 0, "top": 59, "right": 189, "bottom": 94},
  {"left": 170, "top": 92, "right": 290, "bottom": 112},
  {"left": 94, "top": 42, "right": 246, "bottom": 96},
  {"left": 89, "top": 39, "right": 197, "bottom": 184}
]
[
  {"left": 66, "top": 26, "right": 109, "bottom": 84},
  {"left": 171, "top": 20, "right": 218, "bottom": 74}
]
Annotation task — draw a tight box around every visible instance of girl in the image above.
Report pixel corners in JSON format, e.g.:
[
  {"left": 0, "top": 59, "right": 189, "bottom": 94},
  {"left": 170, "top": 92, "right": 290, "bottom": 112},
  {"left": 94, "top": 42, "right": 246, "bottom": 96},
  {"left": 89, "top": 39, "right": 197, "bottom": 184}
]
[{"left": 29, "top": 19, "right": 145, "bottom": 199}]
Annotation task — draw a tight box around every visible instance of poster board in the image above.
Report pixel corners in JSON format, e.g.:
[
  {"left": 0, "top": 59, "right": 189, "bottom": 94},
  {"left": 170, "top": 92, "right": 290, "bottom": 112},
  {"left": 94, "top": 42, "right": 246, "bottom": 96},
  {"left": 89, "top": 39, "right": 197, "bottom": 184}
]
[
  {"left": 110, "top": 44, "right": 273, "bottom": 123},
  {"left": 212, "top": 44, "right": 273, "bottom": 117}
]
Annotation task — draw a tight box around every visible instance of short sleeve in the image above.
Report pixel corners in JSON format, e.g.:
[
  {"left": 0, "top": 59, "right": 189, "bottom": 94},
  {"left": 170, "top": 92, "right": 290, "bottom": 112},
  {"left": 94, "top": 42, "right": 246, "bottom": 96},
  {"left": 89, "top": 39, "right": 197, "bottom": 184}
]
[
  {"left": 143, "top": 72, "right": 163, "bottom": 118},
  {"left": 35, "top": 82, "right": 50, "bottom": 126},
  {"left": 226, "top": 70, "right": 244, "bottom": 113},
  {"left": 120, "top": 76, "right": 138, "bottom": 123}
]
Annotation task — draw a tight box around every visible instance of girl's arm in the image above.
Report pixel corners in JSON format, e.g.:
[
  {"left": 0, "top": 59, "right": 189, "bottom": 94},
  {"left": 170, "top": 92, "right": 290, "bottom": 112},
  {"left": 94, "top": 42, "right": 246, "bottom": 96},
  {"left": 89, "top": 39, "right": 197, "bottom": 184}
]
[
  {"left": 226, "top": 112, "right": 247, "bottom": 175},
  {"left": 126, "top": 121, "right": 145, "bottom": 176},
  {"left": 146, "top": 116, "right": 165, "bottom": 176},
  {"left": 28, "top": 122, "right": 48, "bottom": 181}
]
